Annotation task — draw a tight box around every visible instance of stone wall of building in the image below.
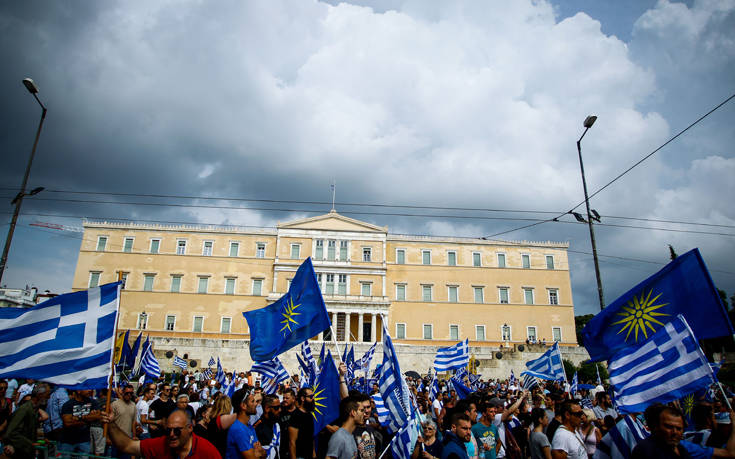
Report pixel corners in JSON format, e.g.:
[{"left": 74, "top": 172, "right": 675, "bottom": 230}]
[{"left": 150, "top": 337, "right": 590, "bottom": 380}]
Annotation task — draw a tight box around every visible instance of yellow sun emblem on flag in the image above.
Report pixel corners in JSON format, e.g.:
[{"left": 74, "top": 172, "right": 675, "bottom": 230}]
[
  {"left": 611, "top": 289, "right": 669, "bottom": 342},
  {"left": 310, "top": 381, "right": 328, "bottom": 420},
  {"left": 681, "top": 394, "right": 695, "bottom": 418},
  {"left": 280, "top": 296, "right": 301, "bottom": 334}
]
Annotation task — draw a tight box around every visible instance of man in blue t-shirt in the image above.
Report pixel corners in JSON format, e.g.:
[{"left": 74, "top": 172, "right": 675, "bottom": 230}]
[{"left": 227, "top": 388, "right": 265, "bottom": 459}]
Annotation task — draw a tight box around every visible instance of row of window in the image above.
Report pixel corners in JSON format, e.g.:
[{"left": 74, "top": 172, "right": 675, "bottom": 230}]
[
  {"left": 400, "top": 323, "right": 563, "bottom": 342},
  {"left": 91, "top": 270, "right": 560, "bottom": 305},
  {"left": 96, "top": 236, "right": 268, "bottom": 258},
  {"left": 96, "top": 236, "right": 558, "bottom": 270},
  {"left": 397, "top": 284, "right": 559, "bottom": 305},
  {"left": 136, "top": 311, "right": 564, "bottom": 342},
  {"left": 89, "top": 272, "right": 265, "bottom": 296},
  {"left": 397, "top": 249, "right": 555, "bottom": 270}
]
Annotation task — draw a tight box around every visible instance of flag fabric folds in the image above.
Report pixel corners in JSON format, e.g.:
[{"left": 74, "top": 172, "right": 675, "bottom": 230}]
[
  {"left": 525, "top": 341, "right": 566, "bottom": 381},
  {"left": 521, "top": 374, "right": 539, "bottom": 391},
  {"left": 243, "top": 257, "right": 330, "bottom": 362},
  {"left": 208, "top": 356, "right": 216, "bottom": 367},
  {"left": 118, "top": 329, "right": 131, "bottom": 367},
  {"left": 357, "top": 342, "right": 377, "bottom": 373},
  {"left": 582, "top": 248, "right": 733, "bottom": 362},
  {"left": 433, "top": 339, "right": 469, "bottom": 372},
  {"left": 378, "top": 325, "right": 411, "bottom": 433},
  {"left": 390, "top": 414, "right": 420, "bottom": 459},
  {"left": 216, "top": 358, "right": 226, "bottom": 385},
  {"left": 312, "top": 350, "right": 341, "bottom": 436},
  {"left": 140, "top": 340, "right": 161, "bottom": 380},
  {"left": 509, "top": 370, "right": 517, "bottom": 387},
  {"left": 429, "top": 375, "right": 439, "bottom": 402},
  {"left": 449, "top": 375, "right": 472, "bottom": 399},
  {"left": 133, "top": 335, "right": 149, "bottom": 377},
  {"left": 202, "top": 368, "right": 213, "bottom": 379},
  {"left": 0, "top": 282, "right": 121, "bottom": 389},
  {"left": 173, "top": 356, "right": 188, "bottom": 370},
  {"left": 570, "top": 372, "right": 578, "bottom": 396},
  {"left": 594, "top": 415, "right": 649, "bottom": 459},
  {"left": 251, "top": 358, "right": 289, "bottom": 385},
  {"left": 371, "top": 392, "right": 391, "bottom": 426},
  {"left": 127, "top": 332, "right": 142, "bottom": 369},
  {"left": 608, "top": 314, "right": 715, "bottom": 414},
  {"left": 301, "top": 341, "right": 318, "bottom": 377}
]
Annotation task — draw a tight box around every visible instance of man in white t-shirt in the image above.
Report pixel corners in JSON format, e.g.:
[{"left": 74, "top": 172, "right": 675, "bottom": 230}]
[
  {"left": 135, "top": 385, "right": 155, "bottom": 439},
  {"left": 432, "top": 391, "right": 444, "bottom": 421},
  {"left": 550, "top": 401, "right": 587, "bottom": 459},
  {"left": 491, "top": 392, "right": 528, "bottom": 459}
]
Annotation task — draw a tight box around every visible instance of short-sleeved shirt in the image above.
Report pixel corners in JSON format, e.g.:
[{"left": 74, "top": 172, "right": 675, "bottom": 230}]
[
  {"left": 226, "top": 419, "right": 258, "bottom": 459},
  {"left": 326, "top": 427, "right": 358, "bottom": 459},
  {"left": 61, "top": 398, "right": 98, "bottom": 445},
  {"left": 550, "top": 426, "right": 587, "bottom": 459},
  {"left": 111, "top": 399, "right": 137, "bottom": 436},
  {"left": 290, "top": 408, "right": 315, "bottom": 458},
  {"left": 148, "top": 398, "right": 175, "bottom": 437},
  {"left": 472, "top": 422, "right": 499, "bottom": 459},
  {"left": 140, "top": 433, "right": 221, "bottom": 458},
  {"left": 593, "top": 405, "right": 618, "bottom": 420},
  {"left": 529, "top": 431, "right": 550, "bottom": 459},
  {"left": 353, "top": 427, "right": 377, "bottom": 459},
  {"left": 136, "top": 399, "right": 150, "bottom": 435}
]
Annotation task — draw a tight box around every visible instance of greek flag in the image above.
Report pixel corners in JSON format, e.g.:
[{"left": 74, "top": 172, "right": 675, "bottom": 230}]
[
  {"left": 390, "top": 414, "right": 420, "bottom": 459},
  {"left": 525, "top": 341, "right": 566, "bottom": 381},
  {"left": 173, "top": 356, "right": 188, "bottom": 370},
  {"left": 301, "top": 341, "right": 318, "bottom": 377},
  {"left": 371, "top": 392, "right": 390, "bottom": 426},
  {"left": 594, "top": 415, "right": 649, "bottom": 459},
  {"left": 357, "top": 342, "right": 377, "bottom": 373},
  {"left": 378, "top": 324, "right": 411, "bottom": 433},
  {"left": 521, "top": 374, "right": 538, "bottom": 391},
  {"left": 570, "top": 371, "right": 578, "bottom": 396},
  {"left": 251, "top": 357, "right": 289, "bottom": 384},
  {"left": 216, "top": 358, "right": 226, "bottom": 385},
  {"left": 140, "top": 340, "right": 161, "bottom": 380},
  {"left": 608, "top": 314, "right": 715, "bottom": 414},
  {"left": 208, "top": 356, "right": 216, "bottom": 367},
  {"left": 433, "top": 339, "right": 469, "bottom": 372},
  {"left": 509, "top": 370, "right": 517, "bottom": 387},
  {"left": 449, "top": 374, "right": 472, "bottom": 399},
  {"left": 0, "top": 283, "right": 121, "bottom": 389},
  {"left": 429, "top": 375, "right": 439, "bottom": 402},
  {"left": 202, "top": 368, "right": 212, "bottom": 379},
  {"left": 264, "top": 423, "right": 280, "bottom": 459}
]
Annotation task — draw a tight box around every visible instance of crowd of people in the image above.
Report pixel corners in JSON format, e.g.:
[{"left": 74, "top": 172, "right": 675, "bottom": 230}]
[{"left": 2, "top": 366, "right": 735, "bottom": 458}]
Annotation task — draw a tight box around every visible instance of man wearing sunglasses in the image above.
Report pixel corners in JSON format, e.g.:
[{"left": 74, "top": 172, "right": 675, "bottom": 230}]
[
  {"left": 103, "top": 408, "right": 221, "bottom": 458},
  {"left": 550, "top": 401, "right": 587, "bottom": 459},
  {"left": 149, "top": 384, "right": 176, "bottom": 438}
]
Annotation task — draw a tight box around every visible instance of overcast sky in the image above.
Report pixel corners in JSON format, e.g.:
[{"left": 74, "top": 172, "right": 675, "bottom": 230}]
[{"left": 1, "top": 0, "right": 733, "bottom": 316}]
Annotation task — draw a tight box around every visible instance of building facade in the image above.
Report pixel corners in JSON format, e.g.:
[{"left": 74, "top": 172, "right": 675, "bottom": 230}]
[{"left": 72, "top": 211, "right": 577, "bottom": 370}]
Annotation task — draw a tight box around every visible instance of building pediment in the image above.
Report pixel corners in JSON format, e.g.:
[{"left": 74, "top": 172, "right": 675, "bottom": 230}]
[{"left": 278, "top": 211, "right": 387, "bottom": 233}]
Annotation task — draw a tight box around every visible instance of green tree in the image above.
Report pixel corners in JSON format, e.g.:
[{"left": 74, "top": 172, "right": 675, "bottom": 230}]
[
  {"left": 563, "top": 359, "right": 577, "bottom": 380},
  {"left": 577, "top": 361, "right": 608, "bottom": 384},
  {"left": 575, "top": 314, "right": 594, "bottom": 345}
]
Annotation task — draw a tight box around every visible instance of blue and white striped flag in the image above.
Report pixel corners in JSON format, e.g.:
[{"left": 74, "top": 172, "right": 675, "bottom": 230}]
[
  {"left": 570, "top": 371, "right": 578, "bottom": 396},
  {"left": 264, "top": 423, "right": 281, "bottom": 459},
  {"left": 521, "top": 374, "right": 538, "bottom": 391},
  {"left": 509, "top": 370, "right": 517, "bottom": 387},
  {"left": 596, "top": 363, "right": 602, "bottom": 386},
  {"left": 140, "top": 340, "right": 161, "bottom": 380},
  {"left": 525, "top": 341, "right": 566, "bottom": 381},
  {"left": 433, "top": 339, "right": 469, "bottom": 372},
  {"left": 173, "top": 356, "right": 188, "bottom": 370},
  {"left": 208, "top": 356, "right": 216, "bottom": 367},
  {"left": 0, "top": 282, "right": 121, "bottom": 389},
  {"left": 390, "top": 413, "right": 420, "bottom": 459},
  {"left": 358, "top": 342, "right": 377, "bottom": 373},
  {"left": 429, "top": 375, "right": 439, "bottom": 402},
  {"left": 455, "top": 367, "right": 468, "bottom": 380},
  {"left": 378, "top": 324, "right": 411, "bottom": 433},
  {"left": 371, "top": 392, "right": 390, "bottom": 426},
  {"left": 595, "top": 415, "right": 649, "bottom": 459},
  {"left": 608, "top": 314, "right": 715, "bottom": 414},
  {"left": 301, "top": 341, "right": 318, "bottom": 377},
  {"left": 202, "top": 368, "right": 213, "bottom": 379},
  {"left": 251, "top": 357, "right": 289, "bottom": 384},
  {"left": 216, "top": 358, "right": 226, "bottom": 385}
]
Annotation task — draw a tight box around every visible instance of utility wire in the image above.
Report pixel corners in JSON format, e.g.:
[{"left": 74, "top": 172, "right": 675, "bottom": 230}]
[{"left": 484, "top": 92, "right": 735, "bottom": 238}]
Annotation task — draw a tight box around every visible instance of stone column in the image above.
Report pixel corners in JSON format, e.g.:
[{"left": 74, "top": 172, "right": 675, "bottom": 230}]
[
  {"left": 345, "top": 313, "right": 351, "bottom": 342},
  {"left": 358, "top": 313, "right": 364, "bottom": 342},
  {"left": 370, "top": 314, "right": 377, "bottom": 342}
]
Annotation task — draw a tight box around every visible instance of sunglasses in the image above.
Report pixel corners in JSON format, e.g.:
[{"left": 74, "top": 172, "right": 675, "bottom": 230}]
[
  {"left": 166, "top": 427, "right": 184, "bottom": 436},
  {"left": 570, "top": 411, "right": 585, "bottom": 417}
]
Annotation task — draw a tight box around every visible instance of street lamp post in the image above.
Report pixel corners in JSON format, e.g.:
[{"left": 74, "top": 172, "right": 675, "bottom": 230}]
[
  {"left": 0, "top": 78, "right": 47, "bottom": 285},
  {"left": 576, "top": 115, "right": 605, "bottom": 310}
]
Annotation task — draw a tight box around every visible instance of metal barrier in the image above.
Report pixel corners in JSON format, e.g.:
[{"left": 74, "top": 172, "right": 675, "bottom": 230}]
[{"left": 34, "top": 440, "right": 116, "bottom": 459}]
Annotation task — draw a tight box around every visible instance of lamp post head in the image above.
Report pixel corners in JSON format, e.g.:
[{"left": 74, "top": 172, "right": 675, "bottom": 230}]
[
  {"left": 583, "top": 115, "right": 597, "bottom": 129},
  {"left": 22, "top": 78, "right": 39, "bottom": 94}
]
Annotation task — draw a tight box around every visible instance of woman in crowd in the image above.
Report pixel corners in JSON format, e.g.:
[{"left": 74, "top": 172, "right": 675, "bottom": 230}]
[
  {"left": 412, "top": 419, "right": 443, "bottom": 459},
  {"left": 580, "top": 408, "right": 601, "bottom": 457}
]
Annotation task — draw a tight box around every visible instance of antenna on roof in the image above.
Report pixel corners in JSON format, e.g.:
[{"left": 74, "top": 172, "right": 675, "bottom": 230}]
[{"left": 330, "top": 179, "right": 336, "bottom": 212}]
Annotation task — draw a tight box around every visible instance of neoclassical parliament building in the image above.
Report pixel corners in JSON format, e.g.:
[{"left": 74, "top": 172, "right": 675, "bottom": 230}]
[{"left": 72, "top": 211, "right": 578, "bottom": 370}]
